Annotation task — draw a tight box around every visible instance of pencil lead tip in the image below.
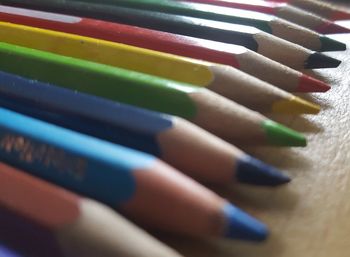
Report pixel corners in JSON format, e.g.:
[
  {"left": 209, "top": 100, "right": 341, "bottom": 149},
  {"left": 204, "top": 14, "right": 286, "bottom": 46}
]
[
  {"left": 305, "top": 52, "right": 341, "bottom": 69},
  {"left": 223, "top": 203, "right": 269, "bottom": 241},
  {"left": 331, "top": 11, "right": 350, "bottom": 21},
  {"left": 236, "top": 156, "right": 291, "bottom": 186},
  {"left": 262, "top": 120, "right": 307, "bottom": 147},
  {"left": 272, "top": 96, "right": 321, "bottom": 114},
  {"left": 297, "top": 74, "right": 331, "bottom": 92},
  {"left": 320, "top": 36, "right": 347, "bottom": 51},
  {"left": 316, "top": 22, "right": 350, "bottom": 34}
]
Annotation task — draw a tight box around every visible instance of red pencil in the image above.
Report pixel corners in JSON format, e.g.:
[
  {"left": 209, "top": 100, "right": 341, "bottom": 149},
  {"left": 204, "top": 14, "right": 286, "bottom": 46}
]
[
  {"left": 0, "top": 5, "right": 330, "bottom": 93},
  {"left": 265, "top": 0, "right": 350, "bottom": 20},
  {"left": 182, "top": 0, "right": 350, "bottom": 34}
]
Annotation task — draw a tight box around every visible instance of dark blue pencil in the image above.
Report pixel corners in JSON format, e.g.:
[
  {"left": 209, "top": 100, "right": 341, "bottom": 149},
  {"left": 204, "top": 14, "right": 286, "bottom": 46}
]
[
  {"left": 0, "top": 70, "right": 289, "bottom": 186},
  {"left": 0, "top": 106, "right": 268, "bottom": 240}
]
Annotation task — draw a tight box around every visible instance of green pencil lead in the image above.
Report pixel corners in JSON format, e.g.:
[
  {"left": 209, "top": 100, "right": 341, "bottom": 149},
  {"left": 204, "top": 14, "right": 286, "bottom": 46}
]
[
  {"left": 262, "top": 120, "right": 307, "bottom": 147},
  {"left": 320, "top": 36, "right": 347, "bottom": 52}
]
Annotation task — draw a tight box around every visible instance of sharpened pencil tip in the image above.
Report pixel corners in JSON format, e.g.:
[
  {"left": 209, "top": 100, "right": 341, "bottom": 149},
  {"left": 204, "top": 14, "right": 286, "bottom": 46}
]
[
  {"left": 331, "top": 11, "right": 350, "bottom": 21},
  {"left": 262, "top": 120, "right": 307, "bottom": 147},
  {"left": 305, "top": 52, "right": 341, "bottom": 69},
  {"left": 236, "top": 156, "right": 291, "bottom": 186},
  {"left": 316, "top": 22, "right": 350, "bottom": 34},
  {"left": 223, "top": 203, "right": 269, "bottom": 241},
  {"left": 272, "top": 96, "right": 321, "bottom": 114},
  {"left": 320, "top": 36, "right": 347, "bottom": 51},
  {"left": 297, "top": 74, "right": 331, "bottom": 92}
]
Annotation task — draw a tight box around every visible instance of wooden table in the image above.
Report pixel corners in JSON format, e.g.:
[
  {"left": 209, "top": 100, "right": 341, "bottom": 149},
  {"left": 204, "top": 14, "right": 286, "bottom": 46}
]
[{"left": 160, "top": 2, "right": 350, "bottom": 257}]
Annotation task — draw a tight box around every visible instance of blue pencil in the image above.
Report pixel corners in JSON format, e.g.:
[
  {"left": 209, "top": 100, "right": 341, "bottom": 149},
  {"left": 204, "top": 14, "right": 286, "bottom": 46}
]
[
  {"left": 0, "top": 246, "right": 22, "bottom": 257},
  {"left": 0, "top": 106, "right": 268, "bottom": 241},
  {"left": 0, "top": 71, "right": 289, "bottom": 186}
]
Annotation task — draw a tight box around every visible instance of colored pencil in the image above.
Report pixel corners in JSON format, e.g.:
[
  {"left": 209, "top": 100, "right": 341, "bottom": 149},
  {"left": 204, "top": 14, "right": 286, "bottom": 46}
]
[
  {"left": 266, "top": 0, "right": 350, "bottom": 20},
  {"left": 0, "top": 42, "right": 307, "bottom": 146},
  {"left": 79, "top": 0, "right": 346, "bottom": 51},
  {"left": 0, "top": 70, "right": 290, "bottom": 186},
  {"left": 1, "top": 0, "right": 341, "bottom": 69},
  {"left": 0, "top": 107, "right": 269, "bottom": 241},
  {"left": 0, "top": 22, "right": 320, "bottom": 115},
  {"left": 183, "top": 0, "right": 350, "bottom": 34},
  {"left": 0, "top": 246, "right": 22, "bottom": 257},
  {"left": 0, "top": 5, "right": 330, "bottom": 93},
  {"left": 0, "top": 162, "right": 185, "bottom": 257}
]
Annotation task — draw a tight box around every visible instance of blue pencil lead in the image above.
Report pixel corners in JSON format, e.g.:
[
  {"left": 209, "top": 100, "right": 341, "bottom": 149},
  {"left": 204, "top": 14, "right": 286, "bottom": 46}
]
[
  {"left": 235, "top": 156, "right": 291, "bottom": 186},
  {"left": 223, "top": 203, "right": 269, "bottom": 241}
]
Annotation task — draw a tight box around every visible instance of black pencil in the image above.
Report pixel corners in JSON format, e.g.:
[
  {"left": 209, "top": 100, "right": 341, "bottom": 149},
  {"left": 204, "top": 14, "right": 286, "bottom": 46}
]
[
  {"left": 77, "top": 0, "right": 346, "bottom": 52},
  {"left": 2, "top": 0, "right": 341, "bottom": 69}
]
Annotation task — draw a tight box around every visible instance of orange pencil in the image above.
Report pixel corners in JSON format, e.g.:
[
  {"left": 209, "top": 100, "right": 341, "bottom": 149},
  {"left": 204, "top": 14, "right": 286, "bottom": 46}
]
[{"left": 0, "top": 162, "right": 184, "bottom": 257}]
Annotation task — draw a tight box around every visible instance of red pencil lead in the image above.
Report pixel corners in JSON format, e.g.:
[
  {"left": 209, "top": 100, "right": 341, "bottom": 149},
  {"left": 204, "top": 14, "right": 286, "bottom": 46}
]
[
  {"left": 316, "top": 21, "right": 350, "bottom": 34},
  {"left": 330, "top": 10, "right": 350, "bottom": 21},
  {"left": 297, "top": 74, "right": 331, "bottom": 93}
]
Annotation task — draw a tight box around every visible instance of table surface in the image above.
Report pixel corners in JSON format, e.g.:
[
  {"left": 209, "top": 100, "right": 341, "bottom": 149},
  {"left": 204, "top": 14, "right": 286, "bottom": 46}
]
[{"left": 157, "top": 2, "right": 350, "bottom": 257}]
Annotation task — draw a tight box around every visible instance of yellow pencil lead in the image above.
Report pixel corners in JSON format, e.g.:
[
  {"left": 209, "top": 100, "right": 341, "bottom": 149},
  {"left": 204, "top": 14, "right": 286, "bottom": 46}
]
[{"left": 272, "top": 96, "right": 321, "bottom": 114}]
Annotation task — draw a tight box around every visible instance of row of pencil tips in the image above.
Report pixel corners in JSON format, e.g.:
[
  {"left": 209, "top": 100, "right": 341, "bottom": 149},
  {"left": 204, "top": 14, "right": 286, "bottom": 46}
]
[{"left": 0, "top": 0, "right": 346, "bottom": 257}]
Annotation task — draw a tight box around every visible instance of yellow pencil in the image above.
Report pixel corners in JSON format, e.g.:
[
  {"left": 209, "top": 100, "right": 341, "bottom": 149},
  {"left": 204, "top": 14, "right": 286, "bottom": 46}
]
[{"left": 0, "top": 21, "right": 319, "bottom": 114}]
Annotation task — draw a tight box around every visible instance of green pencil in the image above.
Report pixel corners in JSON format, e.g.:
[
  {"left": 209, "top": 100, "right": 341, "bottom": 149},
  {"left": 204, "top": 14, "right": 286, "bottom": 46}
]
[{"left": 0, "top": 42, "right": 306, "bottom": 146}]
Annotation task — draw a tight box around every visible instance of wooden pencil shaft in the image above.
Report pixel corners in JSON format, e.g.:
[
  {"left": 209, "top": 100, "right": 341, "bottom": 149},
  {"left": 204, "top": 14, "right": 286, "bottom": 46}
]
[
  {"left": 8, "top": 22, "right": 311, "bottom": 113},
  {"left": 0, "top": 107, "right": 263, "bottom": 239},
  {"left": 182, "top": 0, "right": 350, "bottom": 34},
  {"left": 1, "top": 0, "right": 329, "bottom": 70},
  {"left": 0, "top": 42, "right": 281, "bottom": 145},
  {"left": 274, "top": 0, "right": 350, "bottom": 20},
  {"left": 0, "top": 5, "right": 328, "bottom": 92},
  {"left": 78, "top": 0, "right": 275, "bottom": 33},
  {"left": 0, "top": 162, "right": 183, "bottom": 257},
  {"left": 71, "top": 0, "right": 330, "bottom": 51},
  {"left": 0, "top": 20, "right": 291, "bottom": 111},
  {"left": 0, "top": 70, "right": 248, "bottom": 184},
  {"left": 0, "top": 0, "right": 262, "bottom": 51},
  {"left": 0, "top": 42, "right": 200, "bottom": 119}
]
